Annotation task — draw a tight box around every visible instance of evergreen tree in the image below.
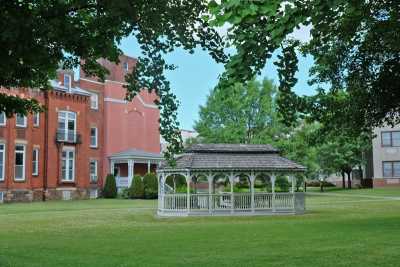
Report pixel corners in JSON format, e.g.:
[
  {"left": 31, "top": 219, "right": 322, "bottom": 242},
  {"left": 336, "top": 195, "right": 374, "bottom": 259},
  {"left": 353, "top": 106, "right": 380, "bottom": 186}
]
[
  {"left": 103, "top": 174, "right": 117, "bottom": 199},
  {"left": 129, "top": 175, "right": 144, "bottom": 199},
  {"left": 143, "top": 173, "right": 158, "bottom": 199}
]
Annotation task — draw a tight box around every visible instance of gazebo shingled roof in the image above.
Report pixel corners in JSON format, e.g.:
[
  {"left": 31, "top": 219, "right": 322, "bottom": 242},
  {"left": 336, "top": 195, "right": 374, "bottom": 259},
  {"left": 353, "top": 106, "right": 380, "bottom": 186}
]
[{"left": 159, "top": 144, "right": 306, "bottom": 172}]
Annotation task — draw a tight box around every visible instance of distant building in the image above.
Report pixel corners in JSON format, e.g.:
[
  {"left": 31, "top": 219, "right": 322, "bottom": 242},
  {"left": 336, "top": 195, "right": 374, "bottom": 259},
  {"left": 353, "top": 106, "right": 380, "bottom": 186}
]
[
  {"left": 0, "top": 55, "right": 162, "bottom": 203},
  {"left": 369, "top": 125, "right": 400, "bottom": 187},
  {"left": 160, "top": 129, "right": 198, "bottom": 152}
]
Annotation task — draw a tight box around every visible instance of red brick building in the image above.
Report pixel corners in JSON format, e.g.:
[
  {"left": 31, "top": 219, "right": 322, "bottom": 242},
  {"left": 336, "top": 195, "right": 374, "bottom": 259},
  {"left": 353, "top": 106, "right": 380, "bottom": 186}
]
[{"left": 0, "top": 55, "right": 162, "bottom": 203}]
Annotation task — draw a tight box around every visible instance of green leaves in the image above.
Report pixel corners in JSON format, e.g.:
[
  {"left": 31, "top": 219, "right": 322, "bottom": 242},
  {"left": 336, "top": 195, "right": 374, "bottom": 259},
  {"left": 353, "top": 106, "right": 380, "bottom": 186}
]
[
  {"left": 210, "top": 0, "right": 400, "bottom": 142},
  {"left": 0, "top": 0, "right": 228, "bottom": 164}
]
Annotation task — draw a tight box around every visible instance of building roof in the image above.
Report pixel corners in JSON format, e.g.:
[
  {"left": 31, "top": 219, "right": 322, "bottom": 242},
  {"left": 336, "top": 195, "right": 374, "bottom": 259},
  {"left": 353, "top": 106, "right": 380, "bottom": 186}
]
[
  {"left": 50, "top": 80, "right": 92, "bottom": 96},
  {"left": 109, "top": 149, "right": 163, "bottom": 160},
  {"left": 160, "top": 144, "right": 306, "bottom": 172}
]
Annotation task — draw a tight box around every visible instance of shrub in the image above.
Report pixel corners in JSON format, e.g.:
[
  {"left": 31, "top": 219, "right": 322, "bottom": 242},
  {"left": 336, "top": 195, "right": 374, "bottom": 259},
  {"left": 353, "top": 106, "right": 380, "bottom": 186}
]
[
  {"left": 143, "top": 173, "right": 158, "bottom": 199},
  {"left": 275, "top": 176, "right": 290, "bottom": 192},
  {"left": 118, "top": 188, "right": 130, "bottom": 199},
  {"left": 306, "top": 180, "right": 336, "bottom": 187},
  {"left": 129, "top": 175, "right": 144, "bottom": 199},
  {"left": 103, "top": 174, "right": 117, "bottom": 198}
]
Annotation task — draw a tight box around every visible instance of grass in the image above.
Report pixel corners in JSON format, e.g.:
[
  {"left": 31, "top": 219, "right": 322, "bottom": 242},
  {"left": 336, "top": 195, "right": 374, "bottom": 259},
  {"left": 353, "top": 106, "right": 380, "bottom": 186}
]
[{"left": 1, "top": 189, "right": 400, "bottom": 267}]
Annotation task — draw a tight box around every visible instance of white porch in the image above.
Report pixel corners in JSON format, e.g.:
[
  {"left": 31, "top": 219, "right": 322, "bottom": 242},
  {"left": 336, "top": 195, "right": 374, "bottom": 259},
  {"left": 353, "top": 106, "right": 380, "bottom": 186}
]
[{"left": 109, "top": 149, "right": 163, "bottom": 189}]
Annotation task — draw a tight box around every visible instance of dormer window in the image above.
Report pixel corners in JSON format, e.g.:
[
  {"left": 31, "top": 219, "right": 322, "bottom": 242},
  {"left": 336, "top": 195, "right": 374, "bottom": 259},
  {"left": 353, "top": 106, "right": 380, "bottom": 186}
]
[
  {"left": 123, "top": 62, "right": 129, "bottom": 71},
  {"left": 64, "top": 74, "right": 71, "bottom": 90}
]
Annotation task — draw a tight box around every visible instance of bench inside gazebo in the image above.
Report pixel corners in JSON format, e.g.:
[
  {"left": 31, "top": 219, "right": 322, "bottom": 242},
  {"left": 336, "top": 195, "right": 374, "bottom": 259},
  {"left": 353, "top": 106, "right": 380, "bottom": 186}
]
[{"left": 157, "top": 144, "right": 306, "bottom": 216}]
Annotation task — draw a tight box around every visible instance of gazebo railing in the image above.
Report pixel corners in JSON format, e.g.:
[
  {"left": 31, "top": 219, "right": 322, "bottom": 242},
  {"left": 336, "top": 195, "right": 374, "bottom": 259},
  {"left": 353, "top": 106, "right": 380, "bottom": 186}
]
[{"left": 160, "top": 192, "right": 304, "bottom": 215}]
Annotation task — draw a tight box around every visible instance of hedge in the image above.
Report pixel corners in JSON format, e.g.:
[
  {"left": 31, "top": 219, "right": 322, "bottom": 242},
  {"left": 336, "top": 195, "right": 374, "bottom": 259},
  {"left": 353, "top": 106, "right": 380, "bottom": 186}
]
[
  {"left": 143, "top": 173, "right": 158, "bottom": 199},
  {"left": 103, "top": 174, "right": 117, "bottom": 198}
]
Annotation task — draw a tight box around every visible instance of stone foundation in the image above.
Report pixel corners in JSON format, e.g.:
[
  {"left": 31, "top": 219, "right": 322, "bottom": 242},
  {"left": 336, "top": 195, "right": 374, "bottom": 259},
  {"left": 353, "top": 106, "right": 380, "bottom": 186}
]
[{"left": 0, "top": 187, "right": 100, "bottom": 203}]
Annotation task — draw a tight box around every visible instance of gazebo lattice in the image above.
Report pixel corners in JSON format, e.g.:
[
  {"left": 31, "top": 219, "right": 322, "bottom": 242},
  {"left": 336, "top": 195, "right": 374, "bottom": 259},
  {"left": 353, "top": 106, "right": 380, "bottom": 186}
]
[{"left": 157, "top": 144, "right": 306, "bottom": 216}]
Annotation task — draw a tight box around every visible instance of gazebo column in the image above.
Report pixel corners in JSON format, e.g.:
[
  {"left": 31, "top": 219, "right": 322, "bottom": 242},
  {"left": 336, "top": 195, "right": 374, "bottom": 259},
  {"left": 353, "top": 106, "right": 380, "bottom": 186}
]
[
  {"left": 250, "top": 172, "right": 255, "bottom": 213},
  {"left": 291, "top": 175, "right": 296, "bottom": 193},
  {"left": 271, "top": 174, "right": 276, "bottom": 213},
  {"left": 230, "top": 172, "right": 234, "bottom": 214},
  {"left": 159, "top": 173, "right": 164, "bottom": 211},
  {"left": 186, "top": 173, "right": 191, "bottom": 214},
  {"left": 291, "top": 174, "right": 296, "bottom": 212},
  {"left": 207, "top": 173, "right": 213, "bottom": 214}
]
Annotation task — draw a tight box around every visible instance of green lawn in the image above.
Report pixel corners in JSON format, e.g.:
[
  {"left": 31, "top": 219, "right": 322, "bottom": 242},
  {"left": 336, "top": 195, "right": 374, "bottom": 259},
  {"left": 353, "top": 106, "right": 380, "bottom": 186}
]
[{"left": 1, "top": 189, "right": 400, "bottom": 267}]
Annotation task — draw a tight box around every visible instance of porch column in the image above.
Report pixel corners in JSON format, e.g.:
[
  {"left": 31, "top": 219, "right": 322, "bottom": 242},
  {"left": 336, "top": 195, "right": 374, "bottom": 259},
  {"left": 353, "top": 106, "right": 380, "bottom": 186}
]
[
  {"left": 147, "top": 160, "right": 151, "bottom": 173},
  {"left": 230, "top": 172, "right": 234, "bottom": 214},
  {"left": 110, "top": 160, "right": 115, "bottom": 176},
  {"left": 128, "top": 160, "right": 134, "bottom": 186},
  {"left": 271, "top": 174, "right": 276, "bottom": 212},
  {"left": 186, "top": 173, "right": 191, "bottom": 213},
  {"left": 207, "top": 173, "right": 213, "bottom": 214},
  {"left": 250, "top": 172, "right": 255, "bottom": 213}
]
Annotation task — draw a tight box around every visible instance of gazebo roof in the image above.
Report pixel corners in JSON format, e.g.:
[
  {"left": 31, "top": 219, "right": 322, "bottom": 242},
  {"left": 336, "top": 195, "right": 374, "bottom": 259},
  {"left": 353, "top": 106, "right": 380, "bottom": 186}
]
[{"left": 159, "top": 144, "right": 306, "bottom": 172}]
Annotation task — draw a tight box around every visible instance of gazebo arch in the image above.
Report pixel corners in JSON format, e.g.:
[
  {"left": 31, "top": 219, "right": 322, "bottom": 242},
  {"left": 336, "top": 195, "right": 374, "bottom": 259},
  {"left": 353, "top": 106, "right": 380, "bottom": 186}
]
[{"left": 157, "top": 144, "right": 306, "bottom": 216}]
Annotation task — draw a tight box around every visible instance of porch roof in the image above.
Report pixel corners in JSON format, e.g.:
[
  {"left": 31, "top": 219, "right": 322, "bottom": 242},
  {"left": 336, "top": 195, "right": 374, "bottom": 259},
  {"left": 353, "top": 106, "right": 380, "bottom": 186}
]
[{"left": 109, "top": 149, "right": 163, "bottom": 161}]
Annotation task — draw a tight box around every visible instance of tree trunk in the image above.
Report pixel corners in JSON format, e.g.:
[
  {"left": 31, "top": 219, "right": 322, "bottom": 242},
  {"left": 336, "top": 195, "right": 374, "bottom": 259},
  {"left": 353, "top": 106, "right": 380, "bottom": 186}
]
[
  {"left": 304, "top": 181, "right": 307, "bottom": 192},
  {"left": 341, "top": 171, "right": 346, "bottom": 189},
  {"left": 347, "top": 172, "right": 352, "bottom": 189},
  {"left": 320, "top": 181, "right": 324, "bottom": 192}
]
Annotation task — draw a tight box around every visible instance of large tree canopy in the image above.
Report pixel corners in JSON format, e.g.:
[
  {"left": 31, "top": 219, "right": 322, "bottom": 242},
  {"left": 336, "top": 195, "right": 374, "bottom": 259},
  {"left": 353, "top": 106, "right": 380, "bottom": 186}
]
[
  {"left": 194, "top": 78, "right": 281, "bottom": 144},
  {"left": 0, "top": 0, "right": 227, "bottom": 162},
  {"left": 208, "top": 0, "right": 400, "bottom": 136}
]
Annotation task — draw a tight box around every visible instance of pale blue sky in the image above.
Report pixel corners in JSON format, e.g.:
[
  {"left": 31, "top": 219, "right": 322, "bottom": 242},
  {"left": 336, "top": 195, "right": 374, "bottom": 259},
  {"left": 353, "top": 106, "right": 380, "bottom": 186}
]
[{"left": 119, "top": 32, "right": 315, "bottom": 130}]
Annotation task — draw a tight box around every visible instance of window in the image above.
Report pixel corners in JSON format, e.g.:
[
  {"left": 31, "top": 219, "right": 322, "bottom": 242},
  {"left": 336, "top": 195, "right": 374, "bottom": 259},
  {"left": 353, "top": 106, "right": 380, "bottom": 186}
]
[
  {"left": 90, "top": 160, "right": 98, "bottom": 182},
  {"left": 61, "top": 148, "right": 75, "bottom": 182},
  {"left": 32, "top": 148, "right": 39, "bottom": 176},
  {"left": 15, "top": 114, "right": 27, "bottom": 127},
  {"left": 14, "top": 144, "right": 25, "bottom": 181},
  {"left": 57, "top": 111, "right": 76, "bottom": 142},
  {"left": 90, "top": 93, "right": 98, "bottom": 110},
  {"left": 383, "top": 161, "right": 400, "bottom": 177},
  {"left": 0, "top": 112, "right": 6, "bottom": 126},
  {"left": 64, "top": 74, "right": 71, "bottom": 89},
  {"left": 123, "top": 62, "right": 129, "bottom": 71},
  {"left": 0, "top": 144, "right": 5, "bottom": 181},
  {"left": 381, "top": 131, "right": 400, "bottom": 147},
  {"left": 33, "top": 113, "right": 40, "bottom": 127},
  {"left": 90, "top": 127, "right": 98, "bottom": 148}
]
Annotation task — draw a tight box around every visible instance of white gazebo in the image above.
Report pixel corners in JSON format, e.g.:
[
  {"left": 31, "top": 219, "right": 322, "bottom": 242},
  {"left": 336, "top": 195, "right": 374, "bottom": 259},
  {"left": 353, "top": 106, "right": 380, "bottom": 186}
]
[{"left": 157, "top": 144, "right": 306, "bottom": 216}]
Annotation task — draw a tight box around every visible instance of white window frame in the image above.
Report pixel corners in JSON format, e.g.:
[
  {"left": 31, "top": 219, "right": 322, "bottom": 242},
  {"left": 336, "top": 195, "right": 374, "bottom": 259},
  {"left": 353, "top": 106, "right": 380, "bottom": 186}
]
[
  {"left": 90, "top": 160, "right": 98, "bottom": 183},
  {"left": 14, "top": 144, "right": 26, "bottom": 181},
  {"left": 15, "top": 114, "right": 27, "bottom": 128},
  {"left": 58, "top": 111, "right": 77, "bottom": 142},
  {"left": 0, "top": 143, "right": 5, "bottom": 181},
  {"left": 32, "top": 148, "right": 39, "bottom": 176},
  {"left": 61, "top": 147, "right": 75, "bottom": 182},
  {"left": 0, "top": 112, "right": 6, "bottom": 126},
  {"left": 90, "top": 127, "right": 98, "bottom": 148},
  {"left": 123, "top": 62, "right": 129, "bottom": 71},
  {"left": 33, "top": 112, "right": 40, "bottom": 127},
  {"left": 90, "top": 93, "right": 99, "bottom": 110},
  {"left": 64, "top": 74, "right": 71, "bottom": 89}
]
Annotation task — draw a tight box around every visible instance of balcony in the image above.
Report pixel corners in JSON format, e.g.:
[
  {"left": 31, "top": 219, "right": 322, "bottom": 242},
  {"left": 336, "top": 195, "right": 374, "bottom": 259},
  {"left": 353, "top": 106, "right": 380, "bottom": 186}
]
[{"left": 56, "top": 129, "right": 81, "bottom": 144}]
